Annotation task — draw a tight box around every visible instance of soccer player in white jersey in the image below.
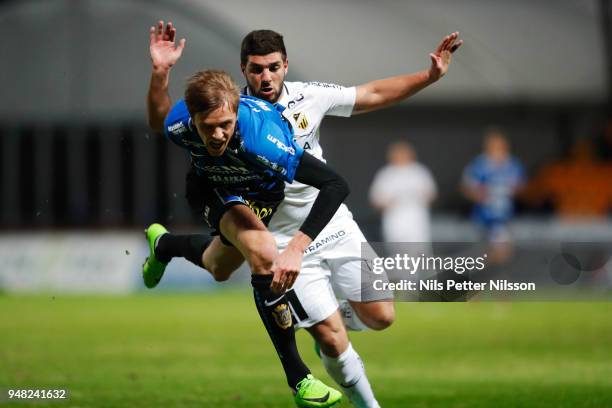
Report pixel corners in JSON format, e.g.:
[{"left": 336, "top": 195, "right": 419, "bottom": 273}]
[{"left": 147, "top": 21, "right": 462, "bottom": 408}]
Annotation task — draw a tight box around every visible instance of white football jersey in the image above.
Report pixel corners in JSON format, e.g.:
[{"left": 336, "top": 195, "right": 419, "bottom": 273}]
[{"left": 246, "top": 81, "right": 357, "bottom": 245}]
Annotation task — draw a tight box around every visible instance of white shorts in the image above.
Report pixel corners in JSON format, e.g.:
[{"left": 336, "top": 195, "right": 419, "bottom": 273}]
[{"left": 282, "top": 217, "right": 389, "bottom": 329}]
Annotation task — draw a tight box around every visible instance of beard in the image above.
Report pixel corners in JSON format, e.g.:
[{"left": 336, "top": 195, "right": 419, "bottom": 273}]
[{"left": 248, "top": 81, "right": 283, "bottom": 103}]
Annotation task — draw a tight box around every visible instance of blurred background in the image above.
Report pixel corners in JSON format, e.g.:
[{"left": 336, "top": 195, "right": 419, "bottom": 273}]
[{"left": 0, "top": 0, "right": 611, "bottom": 293}]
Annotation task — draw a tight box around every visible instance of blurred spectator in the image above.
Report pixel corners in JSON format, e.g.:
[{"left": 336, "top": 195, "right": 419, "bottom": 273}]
[
  {"left": 461, "top": 127, "right": 525, "bottom": 243},
  {"left": 369, "top": 141, "right": 436, "bottom": 242},
  {"left": 521, "top": 138, "right": 612, "bottom": 219}
]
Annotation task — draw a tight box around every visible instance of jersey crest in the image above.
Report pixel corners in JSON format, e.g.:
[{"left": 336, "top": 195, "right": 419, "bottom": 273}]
[{"left": 292, "top": 112, "right": 309, "bottom": 130}]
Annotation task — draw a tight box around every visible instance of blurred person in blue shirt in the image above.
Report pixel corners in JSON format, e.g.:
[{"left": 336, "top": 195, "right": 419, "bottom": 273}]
[{"left": 462, "top": 127, "right": 525, "bottom": 244}]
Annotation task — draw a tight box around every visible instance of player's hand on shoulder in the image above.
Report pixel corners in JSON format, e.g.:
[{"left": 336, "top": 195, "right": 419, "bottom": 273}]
[
  {"left": 149, "top": 20, "right": 186, "bottom": 71},
  {"left": 429, "top": 31, "right": 463, "bottom": 81}
]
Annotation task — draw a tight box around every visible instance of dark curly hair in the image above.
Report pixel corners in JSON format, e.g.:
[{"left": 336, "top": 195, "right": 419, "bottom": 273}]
[{"left": 240, "top": 30, "right": 287, "bottom": 65}]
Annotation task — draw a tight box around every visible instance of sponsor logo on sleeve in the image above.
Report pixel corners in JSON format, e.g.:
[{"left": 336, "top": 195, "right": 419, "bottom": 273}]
[
  {"left": 167, "top": 121, "right": 187, "bottom": 135},
  {"left": 266, "top": 134, "right": 296, "bottom": 155}
]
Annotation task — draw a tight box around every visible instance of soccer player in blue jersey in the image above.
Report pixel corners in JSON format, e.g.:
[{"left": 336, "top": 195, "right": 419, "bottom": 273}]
[
  {"left": 143, "top": 70, "right": 345, "bottom": 407},
  {"left": 146, "top": 21, "right": 462, "bottom": 408}
]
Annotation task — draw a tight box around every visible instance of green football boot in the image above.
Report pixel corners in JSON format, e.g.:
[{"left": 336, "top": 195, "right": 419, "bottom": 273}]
[
  {"left": 294, "top": 374, "right": 342, "bottom": 408},
  {"left": 142, "top": 223, "right": 169, "bottom": 288}
]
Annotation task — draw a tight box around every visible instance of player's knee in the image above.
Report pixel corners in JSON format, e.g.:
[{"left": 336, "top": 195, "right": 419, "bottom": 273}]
[
  {"left": 204, "top": 261, "right": 233, "bottom": 282},
  {"left": 318, "top": 329, "right": 347, "bottom": 358},
  {"left": 370, "top": 307, "right": 395, "bottom": 330},
  {"left": 244, "top": 233, "right": 277, "bottom": 274},
  {"left": 212, "top": 269, "right": 232, "bottom": 282}
]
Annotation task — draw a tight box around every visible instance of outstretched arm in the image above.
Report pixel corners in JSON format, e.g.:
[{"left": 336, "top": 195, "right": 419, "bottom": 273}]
[
  {"left": 352, "top": 32, "right": 463, "bottom": 115},
  {"left": 147, "top": 20, "right": 186, "bottom": 133}
]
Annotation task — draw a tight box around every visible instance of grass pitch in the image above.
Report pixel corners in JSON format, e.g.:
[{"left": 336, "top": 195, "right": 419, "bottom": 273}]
[{"left": 1, "top": 291, "right": 611, "bottom": 407}]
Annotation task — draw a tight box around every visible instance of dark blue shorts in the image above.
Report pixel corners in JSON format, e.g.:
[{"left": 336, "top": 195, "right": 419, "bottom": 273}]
[{"left": 185, "top": 168, "right": 283, "bottom": 245}]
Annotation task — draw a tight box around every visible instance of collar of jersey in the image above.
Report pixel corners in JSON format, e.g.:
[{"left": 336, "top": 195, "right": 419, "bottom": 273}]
[{"left": 241, "top": 83, "right": 290, "bottom": 110}]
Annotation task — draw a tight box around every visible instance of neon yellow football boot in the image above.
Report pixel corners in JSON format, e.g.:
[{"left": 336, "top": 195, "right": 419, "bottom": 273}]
[
  {"left": 294, "top": 374, "right": 342, "bottom": 407},
  {"left": 142, "top": 223, "right": 169, "bottom": 288}
]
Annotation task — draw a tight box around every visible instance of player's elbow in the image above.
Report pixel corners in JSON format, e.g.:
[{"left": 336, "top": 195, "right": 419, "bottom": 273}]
[
  {"left": 353, "top": 84, "right": 381, "bottom": 115},
  {"left": 334, "top": 176, "right": 350, "bottom": 202},
  {"left": 147, "top": 105, "right": 169, "bottom": 134},
  {"left": 319, "top": 174, "right": 350, "bottom": 206}
]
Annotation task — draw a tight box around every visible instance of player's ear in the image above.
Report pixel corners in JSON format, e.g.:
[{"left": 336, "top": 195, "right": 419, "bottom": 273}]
[
  {"left": 283, "top": 59, "right": 288, "bottom": 75},
  {"left": 240, "top": 64, "right": 246, "bottom": 74}
]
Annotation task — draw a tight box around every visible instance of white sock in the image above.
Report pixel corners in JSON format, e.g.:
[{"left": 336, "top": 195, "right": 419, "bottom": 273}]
[
  {"left": 339, "top": 300, "right": 369, "bottom": 331},
  {"left": 321, "top": 343, "right": 381, "bottom": 408}
]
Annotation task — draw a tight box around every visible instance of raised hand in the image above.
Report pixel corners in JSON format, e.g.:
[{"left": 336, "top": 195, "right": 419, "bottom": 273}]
[
  {"left": 149, "top": 20, "right": 186, "bottom": 71},
  {"left": 429, "top": 31, "right": 463, "bottom": 81}
]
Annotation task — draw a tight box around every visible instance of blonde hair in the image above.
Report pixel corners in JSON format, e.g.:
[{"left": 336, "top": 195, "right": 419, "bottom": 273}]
[{"left": 184, "top": 69, "right": 240, "bottom": 117}]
